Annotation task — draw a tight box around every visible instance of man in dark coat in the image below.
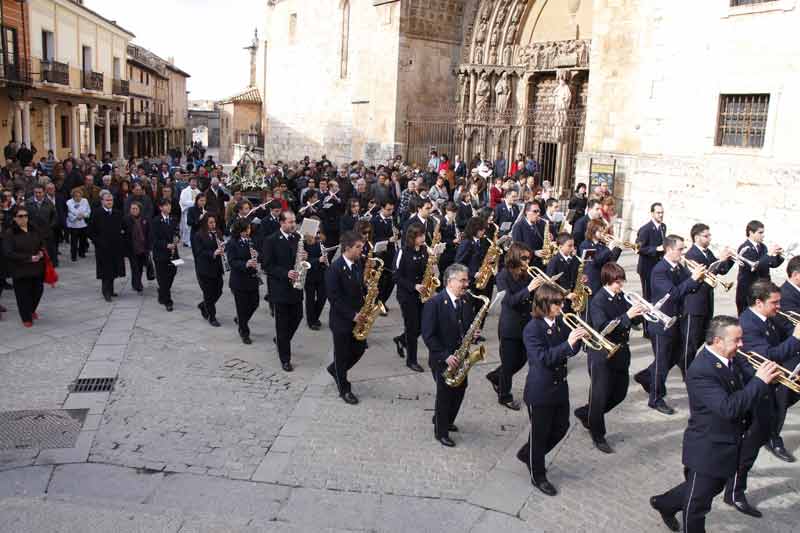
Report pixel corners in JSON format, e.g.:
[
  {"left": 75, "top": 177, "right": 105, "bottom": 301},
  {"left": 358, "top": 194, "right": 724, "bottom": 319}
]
[{"left": 88, "top": 191, "right": 125, "bottom": 301}]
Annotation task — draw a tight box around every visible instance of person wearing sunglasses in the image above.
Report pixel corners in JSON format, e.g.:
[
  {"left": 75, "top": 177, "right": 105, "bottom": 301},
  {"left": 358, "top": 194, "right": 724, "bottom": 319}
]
[{"left": 1, "top": 207, "right": 47, "bottom": 326}]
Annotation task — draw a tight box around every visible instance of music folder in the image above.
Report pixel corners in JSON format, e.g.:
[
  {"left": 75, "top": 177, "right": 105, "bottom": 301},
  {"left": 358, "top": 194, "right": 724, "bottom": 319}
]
[
  {"left": 299, "top": 218, "right": 320, "bottom": 237},
  {"left": 373, "top": 241, "right": 388, "bottom": 254}
]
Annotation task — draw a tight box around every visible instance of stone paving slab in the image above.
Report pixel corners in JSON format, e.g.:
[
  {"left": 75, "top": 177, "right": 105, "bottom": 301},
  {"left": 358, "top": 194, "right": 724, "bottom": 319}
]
[{"left": 0, "top": 465, "right": 52, "bottom": 499}]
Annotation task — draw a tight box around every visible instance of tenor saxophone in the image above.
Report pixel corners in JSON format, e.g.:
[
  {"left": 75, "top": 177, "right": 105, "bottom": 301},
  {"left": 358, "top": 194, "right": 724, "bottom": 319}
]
[
  {"left": 291, "top": 233, "right": 312, "bottom": 290},
  {"left": 419, "top": 221, "right": 442, "bottom": 303},
  {"left": 353, "top": 256, "right": 384, "bottom": 341},
  {"left": 475, "top": 223, "right": 502, "bottom": 290},
  {"left": 443, "top": 291, "right": 491, "bottom": 388}
]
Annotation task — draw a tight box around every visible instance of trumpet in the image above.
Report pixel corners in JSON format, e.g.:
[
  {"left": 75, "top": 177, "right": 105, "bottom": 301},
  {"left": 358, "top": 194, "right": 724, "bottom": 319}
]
[
  {"left": 778, "top": 310, "right": 800, "bottom": 326},
  {"left": 562, "top": 312, "right": 620, "bottom": 358},
  {"left": 624, "top": 292, "right": 677, "bottom": 330},
  {"left": 729, "top": 250, "right": 758, "bottom": 271},
  {"left": 526, "top": 266, "right": 567, "bottom": 295},
  {"left": 600, "top": 233, "right": 640, "bottom": 253},
  {"left": 736, "top": 350, "right": 800, "bottom": 394},
  {"left": 682, "top": 258, "right": 733, "bottom": 292}
]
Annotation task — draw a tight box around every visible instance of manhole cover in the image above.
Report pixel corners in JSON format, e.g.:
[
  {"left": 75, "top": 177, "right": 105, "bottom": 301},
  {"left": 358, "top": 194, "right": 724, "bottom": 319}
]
[
  {"left": 70, "top": 377, "right": 116, "bottom": 393},
  {"left": 0, "top": 409, "right": 88, "bottom": 450}
]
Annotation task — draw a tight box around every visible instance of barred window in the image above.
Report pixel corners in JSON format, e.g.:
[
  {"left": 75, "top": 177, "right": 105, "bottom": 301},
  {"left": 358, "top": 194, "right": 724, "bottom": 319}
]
[
  {"left": 730, "top": 0, "right": 777, "bottom": 6},
  {"left": 716, "top": 94, "right": 769, "bottom": 148}
]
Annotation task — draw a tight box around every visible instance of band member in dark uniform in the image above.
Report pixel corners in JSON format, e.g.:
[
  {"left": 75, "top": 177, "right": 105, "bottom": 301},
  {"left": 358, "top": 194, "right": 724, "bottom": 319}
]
[
  {"left": 779, "top": 256, "right": 800, "bottom": 324},
  {"left": 455, "top": 216, "right": 490, "bottom": 340},
  {"left": 226, "top": 219, "right": 260, "bottom": 344},
  {"left": 185, "top": 193, "right": 207, "bottom": 254},
  {"left": 517, "top": 283, "right": 587, "bottom": 495},
  {"left": 511, "top": 202, "right": 546, "bottom": 268},
  {"left": 493, "top": 189, "right": 520, "bottom": 235},
  {"left": 487, "top": 243, "right": 542, "bottom": 410},
  {"left": 256, "top": 200, "right": 284, "bottom": 315},
  {"left": 151, "top": 198, "right": 180, "bottom": 312},
  {"left": 303, "top": 227, "right": 328, "bottom": 331},
  {"left": 633, "top": 235, "right": 704, "bottom": 415},
  {"left": 371, "top": 199, "right": 397, "bottom": 314},
  {"left": 456, "top": 191, "right": 473, "bottom": 232},
  {"left": 421, "top": 263, "right": 475, "bottom": 447},
  {"left": 339, "top": 198, "right": 361, "bottom": 235},
  {"left": 326, "top": 230, "right": 367, "bottom": 405},
  {"left": 403, "top": 197, "right": 436, "bottom": 245},
  {"left": 88, "top": 192, "right": 125, "bottom": 302},
  {"left": 571, "top": 198, "right": 601, "bottom": 250},
  {"left": 573, "top": 263, "right": 644, "bottom": 453},
  {"left": 578, "top": 219, "right": 622, "bottom": 296},
  {"left": 263, "top": 210, "right": 307, "bottom": 372},
  {"left": 353, "top": 220, "right": 374, "bottom": 266},
  {"left": 681, "top": 223, "right": 735, "bottom": 376},
  {"left": 393, "top": 222, "right": 429, "bottom": 373},
  {"left": 636, "top": 203, "right": 666, "bottom": 338},
  {"left": 650, "top": 316, "right": 779, "bottom": 533},
  {"left": 438, "top": 202, "right": 460, "bottom": 279},
  {"left": 545, "top": 233, "right": 580, "bottom": 313},
  {"left": 193, "top": 214, "right": 225, "bottom": 327},
  {"left": 735, "top": 220, "right": 784, "bottom": 315}
]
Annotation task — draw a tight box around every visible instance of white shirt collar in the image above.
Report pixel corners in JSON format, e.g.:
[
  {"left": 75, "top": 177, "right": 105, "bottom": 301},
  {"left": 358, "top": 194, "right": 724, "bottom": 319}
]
[
  {"left": 751, "top": 308, "right": 768, "bottom": 322},
  {"left": 748, "top": 239, "right": 759, "bottom": 249},
  {"left": 694, "top": 243, "right": 708, "bottom": 254},
  {"left": 665, "top": 258, "right": 679, "bottom": 269},
  {"left": 705, "top": 345, "right": 730, "bottom": 368},
  {"left": 603, "top": 286, "right": 616, "bottom": 298},
  {"left": 445, "top": 288, "right": 459, "bottom": 307},
  {"left": 544, "top": 316, "right": 556, "bottom": 328},
  {"left": 343, "top": 256, "right": 354, "bottom": 269},
  {"left": 652, "top": 219, "right": 661, "bottom": 229},
  {"left": 789, "top": 279, "right": 800, "bottom": 295},
  {"left": 280, "top": 229, "right": 292, "bottom": 240}
]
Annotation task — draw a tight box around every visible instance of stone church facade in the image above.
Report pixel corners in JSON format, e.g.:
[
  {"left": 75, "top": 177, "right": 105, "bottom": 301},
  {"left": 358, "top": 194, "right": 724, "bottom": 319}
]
[{"left": 263, "top": 0, "right": 799, "bottom": 244}]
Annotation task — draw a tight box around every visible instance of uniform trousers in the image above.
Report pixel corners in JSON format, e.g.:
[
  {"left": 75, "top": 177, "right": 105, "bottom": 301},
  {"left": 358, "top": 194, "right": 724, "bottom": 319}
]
[
  {"left": 431, "top": 365, "right": 466, "bottom": 439},
  {"left": 232, "top": 288, "right": 259, "bottom": 337},
  {"left": 328, "top": 330, "right": 366, "bottom": 395},
  {"left": 680, "top": 314, "right": 710, "bottom": 380},
  {"left": 639, "top": 267, "right": 654, "bottom": 336},
  {"left": 377, "top": 267, "right": 394, "bottom": 305},
  {"left": 154, "top": 260, "right": 177, "bottom": 305},
  {"left": 197, "top": 274, "right": 223, "bottom": 319},
  {"left": 274, "top": 302, "right": 303, "bottom": 364},
  {"left": 488, "top": 337, "right": 526, "bottom": 403},
  {"left": 518, "top": 403, "right": 570, "bottom": 479},
  {"left": 634, "top": 333, "right": 681, "bottom": 405},
  {"left": 574, "top": 350, "right": 629, "bottom": 441},
  {"left": 304, "top": 281, "right": 326, "bottom": 325},
  {"left": 771, "top": 355, "right": 800, "bottom": 443},
  {"left": 655, "top": 469, "right": 726, "bottom": 533},
  {"left": 399, "top": 299, "right": 423, "bottom": 365},
  {"left": 129, "top": 253, "right": 147, "bottom": 291},
  {"left": 12, "top": 275, "right": 44, "bottom": 323}
]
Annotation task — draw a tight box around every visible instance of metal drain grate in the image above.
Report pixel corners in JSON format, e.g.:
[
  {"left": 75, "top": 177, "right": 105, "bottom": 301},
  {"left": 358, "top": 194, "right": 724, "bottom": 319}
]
[
  {"left": 70, "top": 377, "right": 117, "bottom": 393},
  {"left": 0, "top": 409, "right": 88, "bottom": 450}
]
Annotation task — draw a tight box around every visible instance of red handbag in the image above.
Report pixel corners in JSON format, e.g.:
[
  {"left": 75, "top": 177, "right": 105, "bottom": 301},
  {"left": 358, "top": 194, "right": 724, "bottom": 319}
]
[{"left": 43, "top": 250, "right": 59, "bottom": 287}]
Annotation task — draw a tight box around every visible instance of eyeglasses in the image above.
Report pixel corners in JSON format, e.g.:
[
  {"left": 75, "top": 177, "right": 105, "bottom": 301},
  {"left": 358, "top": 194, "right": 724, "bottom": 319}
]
[
  {"left": 521, "top": 255, "right": 532, "bottom": 261},
  {"left": 15, "top": 213, "right": 28, "bottom": 218},
  {"left": 553, "top": 300, "right": 565, "bottom": 306},
  {"left": 531, "top": 210, "right": 540, "bottom": 213}
]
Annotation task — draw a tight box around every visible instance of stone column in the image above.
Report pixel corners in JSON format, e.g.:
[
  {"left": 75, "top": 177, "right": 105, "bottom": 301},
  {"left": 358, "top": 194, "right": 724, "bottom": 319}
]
[
  {"left": 70, "top": 105, "right": 81, "bottom": 156},
  {"left": 104, "top": 108, "right": 112, "bottom": 154},
  {"left": 21, "top": 101, "right": 32, "bottom": 147},
  {"left": 117, "top": 109, "right": 125, "bottom": 161},
  {"left": 469, "top": 71, "right": 478, "bottom": 119},
  {"left": 48, "top": 103, "right": 58, "bottom": 153},
  {"left": 88, "top": 105, "right": 97, "bottom": 155},
  {"left": 13, "top": 102, "right": 23, "bottom": 143}
]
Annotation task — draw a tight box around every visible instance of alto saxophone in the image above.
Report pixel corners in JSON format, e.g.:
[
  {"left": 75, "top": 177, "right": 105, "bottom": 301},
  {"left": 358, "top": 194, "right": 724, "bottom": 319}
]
[
  {"left": 292, "top": 233, "right": 312, "bottom": 290},
  {"left": 419, "top": 220, "right": 442, "bottom": 303},
  {"left": 475, "top": 223, "right": 502, "bottom": 290},
  {"left": 353, "top": 256, "right": 385, "bottom": 341},
  {"left": 443, "top": 291, "right": 491, "bottom": 387},
  {"left": 572, "top": 255, "right": 592, "bottom": 314},
  {"left": 539, "top": 220, "right": 558, "bottom": 263}
]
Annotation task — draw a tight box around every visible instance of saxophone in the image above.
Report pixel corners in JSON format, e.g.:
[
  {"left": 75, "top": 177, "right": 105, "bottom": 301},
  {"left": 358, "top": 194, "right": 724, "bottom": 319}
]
[
  {"left": 572, "top": 255, "right": 592, "bottom": 314},
  {"left": 539, "top": 220, "right": 558, "bottom": 263},
  {"left": 291, "top": 233, "right": 312, "bottom": 290},
  {"left": 475, "top": 223, "right": 502, "bottom": 290},
  {"left": 353, "top": 256, "right": 384, "bottom": 341},
  {"left": 362, "top": 242, "right": 374, "bottom": 285},
  {"left": 443, "top": 291, "right": 491, "bottom": 387},
  {"left": 419, "top": 220, "right": 441, "bottom": 303}
]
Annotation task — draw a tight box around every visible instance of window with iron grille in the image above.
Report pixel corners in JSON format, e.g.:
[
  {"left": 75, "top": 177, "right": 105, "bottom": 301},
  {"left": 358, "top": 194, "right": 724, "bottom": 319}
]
[
  {"left": 730, "top": 0, "right": 777, "bottom": 6},
  {"left": 715, "top": 94, "right": 769, "bottom": 148}
]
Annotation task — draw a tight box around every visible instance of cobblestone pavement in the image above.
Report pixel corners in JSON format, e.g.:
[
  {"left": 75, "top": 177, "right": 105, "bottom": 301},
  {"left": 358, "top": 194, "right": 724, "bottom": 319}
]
[{"left": 0, "top": 247, "right": 797, "bottom": 532}]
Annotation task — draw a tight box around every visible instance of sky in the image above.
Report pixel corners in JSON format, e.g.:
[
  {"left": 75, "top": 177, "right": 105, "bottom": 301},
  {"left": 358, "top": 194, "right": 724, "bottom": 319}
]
[{"left": 85, "top": 0, "right": 265, "bottom": 102}]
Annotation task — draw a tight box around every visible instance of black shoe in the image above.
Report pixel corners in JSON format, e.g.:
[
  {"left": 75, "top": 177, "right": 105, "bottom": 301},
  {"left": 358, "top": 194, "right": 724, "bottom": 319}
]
[
  {"left": 516, "top": 448, "right": 530, "bottom": 470},
  {"left": 103, "top": 293, "right": 112, "bottom": 302},
  {"left": 1, "top": 281, "right": 12, "bottom": 290},
  {"left": 634, "top": 372, "right": 650, "bottom": 394},
  {"left": 767, "top": 441, "right": 796, "bottom": 463},
  {"left": 448, "top": 424, "right": 459, "bottom": 433},
  {"left": 241, "top": 336, "right": 252, "bottom": 345},
  {"left": 500, "top": 398, "right": 521, "bottom": 411},
  {"left": 165, "top": 303, "right": 174, "bottom": 312},
  {"left": 574, "top": 408, "right": 590, "bottom": 430},
  {"left": 313, "top": 320, "right": 322, "bottom": 328},
  {"left": 327, "top": 365, "right": 337, "bottom": 382},
  {"left": 407, "top": 362, "right": 424, "bottom": 373},
  {"left": 650, "top": 400, "right": 675, "bottom": 416},
  {"left": 234, "top": 317, "right": 239, "bottom": 325},
  {"left": 198, "top": 302, "right": 208, "bottom": 319},
  {"left": 724, "top": 495, "right": 762, "bottom": 518},
  {"left": 282, "top": 362, "right": 294, "bottom": 372},
  {"left": 593, "top": 438, "right": 614, "bottom": 454},
  {"left": 111, "top": 292, "right": 119, "bottom": 297},
  {"left": 393, "top": 336, "right": 406, "bottom": 359},
  {"left": 650, "top": 496, "right": 680, "bottom": 531},
  {"left": 437, "top": 436, "right": 455, "bottom": 447},
  {"left": 134, "top": 287, "right": 143, "bottom": 293},
  {"left": 533, "top": 476, "right": 557, "bottom": 496},
  {"left": 308, "top": 323, "right": 321, "bottom": 331},
  {"left": 486, "top": 372, "right": 500, "bottom": 393},
  {"left": 209, "top": 318, "right": 221, "bottom": 327},
  {"left": 341, "top": 392, "right": 359, "bottom": 405}
]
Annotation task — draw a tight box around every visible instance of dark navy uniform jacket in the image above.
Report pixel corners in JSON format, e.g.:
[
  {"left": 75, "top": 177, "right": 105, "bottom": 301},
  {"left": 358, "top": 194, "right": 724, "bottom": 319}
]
[
  {"left": 263, "top": 231, "right": 303, "bottom": 304},
  {"left": 304, "top": 240, "right": 326, "bottom": 285},
  {"left": 495, "top": 268, "right": 533, "bottom": 340},
  {"left": 226, "top": 238, "right": 259, "bottom": 292},
  {"left": 151, "top": 214, "right": 180, "bottom": 263},
  {"left": 740, "top": 307, "right": 800, "bottom": 364},
  {"left": 493, "top": 202, "right": 520, "bottom": 232},
  {"left": 193, "top": 232, "right": 224, "bottom": 279},
  {"left": 546, "top": 253, "right": 579, "bottom": 294},
  {"left": 511, "top": 218, "right": 546, "bottom": 267},
  {"left": 682, "top": 347, "right": 766, "bottom": 478},
  {"left": 402, "top": 214, "right": 436, "bottom": 245},
  {"left": 421, "top": 290, "right": 475, "bottom": 372},
  {"left": 588, "top": 288, "right": 641, "bottom": 371},
  {"left": 325, "top": 256, "right": 365, "bottom": 333},
  {"left": 370, "top": 212, "right": 397, "bottom": 265},
  {"left": 394, "top": 246, "right": 427, "bottom": 305},
  {"left": 456, "top": 201, "right": 473, "bottom": 231},
  {"left": 683, "top": 245, "right": 734, "bottom": 317},
  {"left": 636, "top": 220, "right": 666, "bottom": 277},
  {"left": 523, "top": 316, "right": 582, "bottom": 407},
  {"left": 577, "top": 239, "right": 621, "bottom": 296},
  {"left": 736, "top": 240, "right": 783, "bottom": 299},
  {"left": 571, "top": 214, "right": 590, "bottom": 249},
  {"left": 777, "top": 281, "right": 800, "bottom": 330},
  {"left": 438, "top": 217, "right": 458, "bottom": 268},
  {"left": 455, "top": 238, "right": 488, "bottom": 281},
  {"left": 649, "top": 258, "right": 700, "bottom": 337}
]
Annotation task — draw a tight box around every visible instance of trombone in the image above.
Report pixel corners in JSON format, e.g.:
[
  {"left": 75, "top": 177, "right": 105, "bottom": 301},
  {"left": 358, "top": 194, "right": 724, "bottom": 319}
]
[
  {"left": 600, "top": 233, "right": 640, "bottom": 253},
  {"left": 624, "top": 292, "right": 677, "bottom": 330},
  {"left": 526, "top": 266, "right": 567, "bottom": 296},
  {"left": 682, "top": 258, "right": 734, "bottom": 292},
  {"left": 563, "top": 313, "right": 620, "bottom": 358},
  {"left": 736, "top": 350, "right": 800, "bottom": 394},
  {"left": 778, "top": 310, "right": 800, "bottom": 326}
]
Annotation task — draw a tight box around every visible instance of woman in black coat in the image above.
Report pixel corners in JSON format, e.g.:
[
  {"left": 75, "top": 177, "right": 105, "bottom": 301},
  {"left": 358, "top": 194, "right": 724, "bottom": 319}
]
[
  {"left": 392, "top": 222, "right": 428, "bottom": 373},
  {"left": 2, "top": 206, "right": 47, "bottom": 326},
  {"left": 226, "top": 218, "right": 260, "bottom": 344},
  {"left": 194, "top": 214, "right": 225, "bottom": 327},
  {"left": 122, "top": 201, "right": 152, "bottom": 293}
]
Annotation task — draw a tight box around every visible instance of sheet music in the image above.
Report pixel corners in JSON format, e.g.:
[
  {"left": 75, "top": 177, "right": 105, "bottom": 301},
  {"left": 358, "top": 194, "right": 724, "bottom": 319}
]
[
  {"left": 373, "top": 240, "right": 388, "bottom": 254},
  {"left": 298, "top": 218, "right": 320, "bottom": 237},
  {"left": 489, "top": 290, "right": 505, "bottom": 314},
  {"left": 499, "top": 221, "right": 512, "bottom": 233}
]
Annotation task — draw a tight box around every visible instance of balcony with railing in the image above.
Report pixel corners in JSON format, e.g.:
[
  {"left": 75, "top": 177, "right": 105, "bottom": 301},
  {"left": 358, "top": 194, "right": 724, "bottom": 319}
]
[
  {"left": 113, "top": 78, "right": 129, "bottom": 96},
  {"left": 126, "top": 112, "right": 170, "bottom": 128},
  {"left": 0, "top": 58, "right": 33, "bottom": 85},
  {"left": 40, "top": 60, "right": 69, "bottom": 85},
  {"left": 82, "top": 70, "right": 104, "bottom": 91}
]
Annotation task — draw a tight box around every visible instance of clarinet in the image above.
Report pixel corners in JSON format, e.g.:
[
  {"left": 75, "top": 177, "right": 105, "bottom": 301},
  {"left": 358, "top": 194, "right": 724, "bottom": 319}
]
[
  {"left": 215, "top": 233, "right": 230, "bottom": 272},
  {"left": 248, "top": 239, "right": 264, "bottom": 285}
]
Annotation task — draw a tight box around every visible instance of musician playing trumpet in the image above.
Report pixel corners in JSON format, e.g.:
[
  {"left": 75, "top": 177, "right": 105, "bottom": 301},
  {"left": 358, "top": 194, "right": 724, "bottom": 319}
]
[
  {"left": 303, "top": 224, "right": 328, "bottom": 331},
  {"left": 545, "top": 233, "right": 581, "bottom": 313},
  {"left": 735, "top": 220, "right": 784, "bottom": 314},
  {"left": 578, "top": 219, "right": 622, "bottom": 297},
  {"left": 517, "top": 284, "right": 589, "bottom": 496},
  {"left": 573, "top": 263, "right": 645, "bottom": 454}
]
